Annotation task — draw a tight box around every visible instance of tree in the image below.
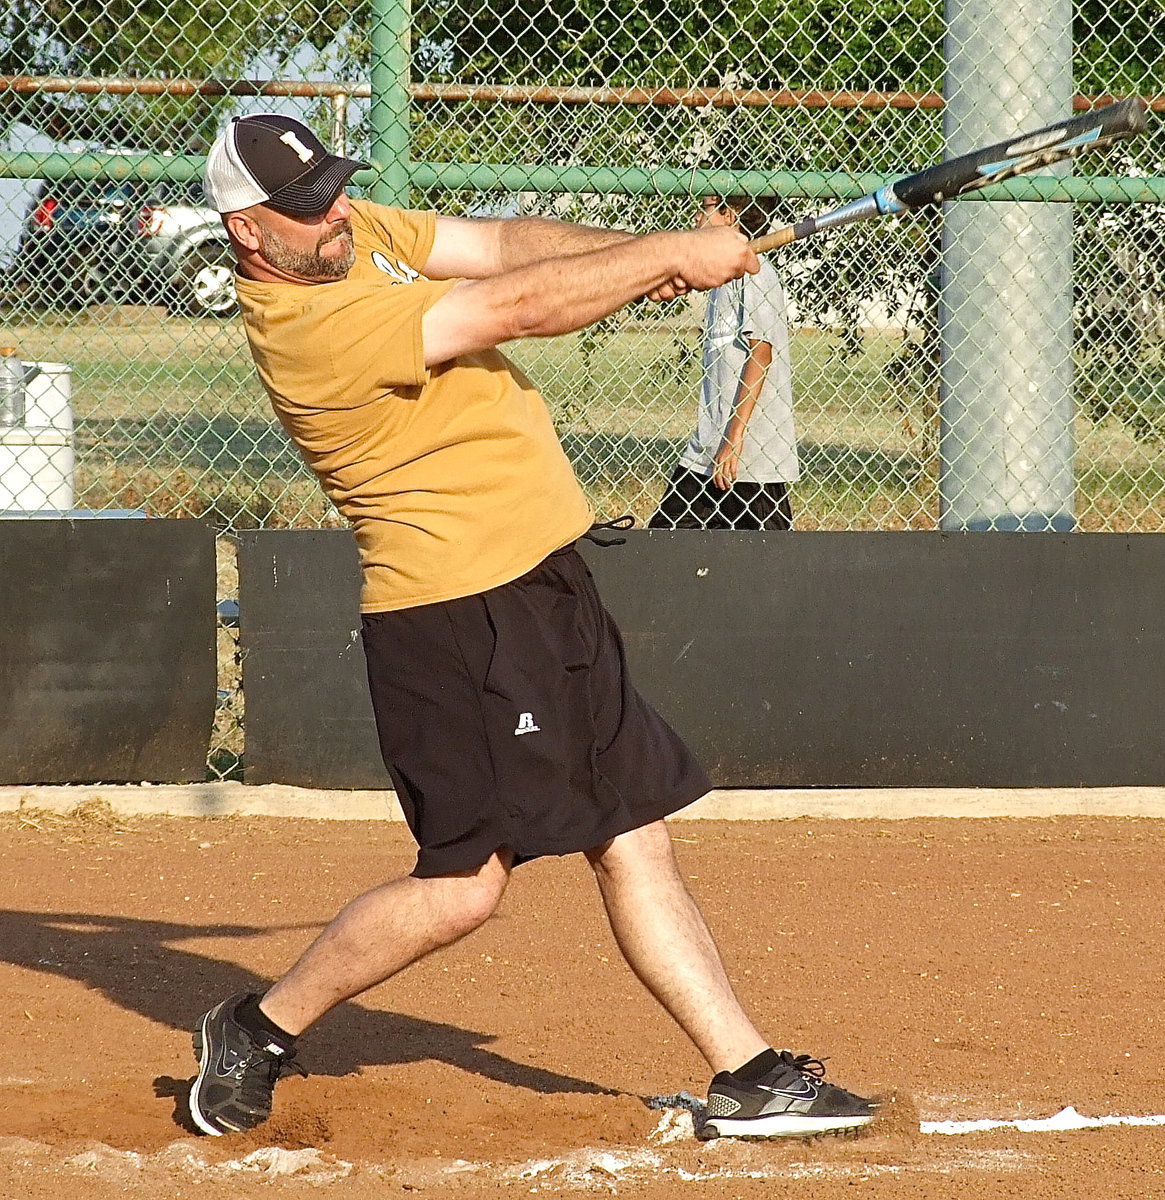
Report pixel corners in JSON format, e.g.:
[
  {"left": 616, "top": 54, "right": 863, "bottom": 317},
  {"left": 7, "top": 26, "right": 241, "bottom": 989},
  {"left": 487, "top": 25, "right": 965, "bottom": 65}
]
[
  {"left": 413, "top": 0, "right": 943, "bottom": 90},
  {"left": 2, "top": 0, "right": 367, "bottom": 150},
  {"left": 1075, "top": 0, "right": 1162, "bottom": 98}
]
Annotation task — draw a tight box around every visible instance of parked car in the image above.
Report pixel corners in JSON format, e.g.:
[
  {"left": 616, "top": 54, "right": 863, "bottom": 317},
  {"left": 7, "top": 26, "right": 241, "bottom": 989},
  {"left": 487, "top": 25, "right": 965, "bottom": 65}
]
[
  {"left": 10, "top": 178, "right": 139, "bottom": 307},
  {"left": 134, "top": 180, "right": 236, "bottom": 317},
  {"left": 10, "top": 176, "right": 235, "bottom": 317}
]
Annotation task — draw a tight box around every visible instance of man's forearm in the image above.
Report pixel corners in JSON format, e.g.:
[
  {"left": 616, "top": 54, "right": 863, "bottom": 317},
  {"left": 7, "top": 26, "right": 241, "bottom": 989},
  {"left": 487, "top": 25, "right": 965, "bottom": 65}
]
[
  {"left": 421, "top": 225, "right": 757, "bottom": 366},
  {"left": 496, "top": 232, "right": 689, "bottom": 339},
  {"left": 492, "top": 217, "right": 635, "bottom": 272}
]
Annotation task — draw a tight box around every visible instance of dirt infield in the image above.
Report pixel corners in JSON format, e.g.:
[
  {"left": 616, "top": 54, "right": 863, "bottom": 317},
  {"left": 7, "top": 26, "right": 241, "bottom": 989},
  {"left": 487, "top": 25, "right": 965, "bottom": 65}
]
[{"left": 2, "top": 806, "right": 1164, "bottom": 1198}]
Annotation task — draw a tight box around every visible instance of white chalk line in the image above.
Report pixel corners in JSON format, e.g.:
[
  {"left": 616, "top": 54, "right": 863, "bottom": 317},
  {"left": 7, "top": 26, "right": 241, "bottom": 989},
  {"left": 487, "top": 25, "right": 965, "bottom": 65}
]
[{"left": 922, "top": 1105, "right": 1165, "bottom": 1135}]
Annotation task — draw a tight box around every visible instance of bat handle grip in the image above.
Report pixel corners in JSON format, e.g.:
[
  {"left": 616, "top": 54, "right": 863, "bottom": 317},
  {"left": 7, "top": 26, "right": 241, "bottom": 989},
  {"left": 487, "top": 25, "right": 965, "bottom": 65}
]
[{"left": 750, "top": 225, "right": 798, "bottom": 254}]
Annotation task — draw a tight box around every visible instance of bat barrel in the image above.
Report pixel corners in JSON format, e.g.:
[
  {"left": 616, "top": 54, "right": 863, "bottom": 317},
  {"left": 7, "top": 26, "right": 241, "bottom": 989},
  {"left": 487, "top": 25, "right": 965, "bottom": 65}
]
[
  {"left": 748, "top": 97, "right": 1149, "bottom": 255},
  {"left": 1088, "top": 95, "right": 1148, "bottom": 138},
  {"left": 891, "top": 96, "right": 1149, "bottom": 210}
]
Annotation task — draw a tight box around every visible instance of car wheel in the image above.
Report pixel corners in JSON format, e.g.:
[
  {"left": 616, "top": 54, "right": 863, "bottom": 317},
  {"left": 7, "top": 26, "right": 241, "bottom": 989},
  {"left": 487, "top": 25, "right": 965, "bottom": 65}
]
[{"left": 171, "top": 244, "right": 236, "bottom": 317}]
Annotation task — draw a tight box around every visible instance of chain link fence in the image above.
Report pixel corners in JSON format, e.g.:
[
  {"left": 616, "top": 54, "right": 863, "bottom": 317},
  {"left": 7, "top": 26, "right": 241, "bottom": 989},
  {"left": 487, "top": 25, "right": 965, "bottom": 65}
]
[{"left": 0, "top": 0, "right": 1162, "bottom": 776}]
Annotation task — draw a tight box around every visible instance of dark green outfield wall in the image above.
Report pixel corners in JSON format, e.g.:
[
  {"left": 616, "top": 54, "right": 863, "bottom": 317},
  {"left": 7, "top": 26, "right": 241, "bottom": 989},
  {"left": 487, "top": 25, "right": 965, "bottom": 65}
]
[
  {"left": 237, "top": 530, "right": 1165, "bottom": 789},
  {"left": 0, "top": 519, "right": 215, "bottom": 783}
]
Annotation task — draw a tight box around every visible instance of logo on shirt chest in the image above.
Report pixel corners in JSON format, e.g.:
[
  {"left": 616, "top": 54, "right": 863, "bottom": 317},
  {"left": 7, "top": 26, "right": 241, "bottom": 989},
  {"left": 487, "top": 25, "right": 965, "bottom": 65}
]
[{"left": 371, "top": 251, "right": 422, "bottom": 284}]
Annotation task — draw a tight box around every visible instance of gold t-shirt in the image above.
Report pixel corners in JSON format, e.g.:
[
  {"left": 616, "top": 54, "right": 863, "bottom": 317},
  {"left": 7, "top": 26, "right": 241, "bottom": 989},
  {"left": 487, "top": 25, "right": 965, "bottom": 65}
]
[{"left": 236, "top": 200, "right": 594, "bottom": 611}]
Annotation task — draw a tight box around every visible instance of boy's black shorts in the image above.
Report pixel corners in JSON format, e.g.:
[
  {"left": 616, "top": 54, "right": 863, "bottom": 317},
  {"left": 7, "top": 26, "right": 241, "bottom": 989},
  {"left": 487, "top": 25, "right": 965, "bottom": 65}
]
[
  {"left": 648, "top": 466, "right": 792, "bottom": 531},
  {"left": 361, "top": 544, "right": 711, "bottom": 877}
]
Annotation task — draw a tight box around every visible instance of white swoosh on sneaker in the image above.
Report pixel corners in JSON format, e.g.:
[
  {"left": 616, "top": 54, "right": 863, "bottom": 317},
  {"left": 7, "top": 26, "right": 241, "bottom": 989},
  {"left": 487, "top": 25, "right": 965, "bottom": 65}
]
[
  {"left": 758, "top": 1078, "right": 820, "bottom": 1101},
  {"left": 217, "top": 1042, "right": 247, "bottom": 1076}
]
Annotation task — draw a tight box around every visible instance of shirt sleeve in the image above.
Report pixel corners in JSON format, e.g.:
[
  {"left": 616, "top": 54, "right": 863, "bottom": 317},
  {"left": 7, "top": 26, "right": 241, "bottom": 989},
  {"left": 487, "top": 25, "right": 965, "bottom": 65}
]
[
  {"left": 740, "top": 266, "right": 789, "bottom": 344},
  {"left": 246, "top": 275, "right": 458, "bottom": 411}
]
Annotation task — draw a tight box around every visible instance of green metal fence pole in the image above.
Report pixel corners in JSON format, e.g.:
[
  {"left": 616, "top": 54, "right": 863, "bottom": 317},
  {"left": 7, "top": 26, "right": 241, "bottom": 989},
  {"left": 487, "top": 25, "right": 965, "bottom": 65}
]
[
  {"left": 940, "top": 0, "right": 1075, "bottom": 532},
  {"left": 370, "top": 0, "right": 411, "bottom": 205}
]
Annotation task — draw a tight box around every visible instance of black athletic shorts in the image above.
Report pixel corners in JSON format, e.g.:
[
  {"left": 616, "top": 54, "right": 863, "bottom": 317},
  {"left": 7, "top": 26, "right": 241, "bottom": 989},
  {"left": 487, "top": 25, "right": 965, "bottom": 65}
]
[
  {"left": 647, "top": 466, "right": 793, "bottom": 531},
  {"left": 361, "top": 544, "right": 711, "bottom": 877}
]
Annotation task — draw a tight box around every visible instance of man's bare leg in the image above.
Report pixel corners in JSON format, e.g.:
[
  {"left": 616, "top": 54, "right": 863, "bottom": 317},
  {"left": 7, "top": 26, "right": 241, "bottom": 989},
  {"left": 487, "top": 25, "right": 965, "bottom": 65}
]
[
  {"left": 190, "top": 850, "right": 513, "bottom": 1135},
  {"left": 586, "top": 820, "right": 768, "bottom": 1073},
  {"left": 260, "top": 849, "right": 513, "bottom": 1034}
]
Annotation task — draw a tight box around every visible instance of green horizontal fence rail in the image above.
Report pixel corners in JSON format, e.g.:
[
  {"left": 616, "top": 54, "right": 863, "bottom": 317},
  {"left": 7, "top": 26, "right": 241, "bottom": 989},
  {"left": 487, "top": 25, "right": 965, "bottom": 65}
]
[{"left": 1, "top": 153, "right": 1162, "bottom": 203}]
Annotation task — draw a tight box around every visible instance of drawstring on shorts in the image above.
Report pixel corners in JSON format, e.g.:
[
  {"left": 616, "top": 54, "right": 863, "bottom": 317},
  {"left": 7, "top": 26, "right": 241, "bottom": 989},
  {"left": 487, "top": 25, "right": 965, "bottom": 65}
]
[{"left": 581, "top": 514, "right": 634, "bottom": 547}]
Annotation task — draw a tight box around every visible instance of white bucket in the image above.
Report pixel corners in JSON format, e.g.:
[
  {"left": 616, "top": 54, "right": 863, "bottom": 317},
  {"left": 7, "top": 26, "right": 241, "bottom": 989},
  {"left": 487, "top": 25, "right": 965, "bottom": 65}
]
[{"left": 0, "top": 362, "right": 74, "bottom": 511}]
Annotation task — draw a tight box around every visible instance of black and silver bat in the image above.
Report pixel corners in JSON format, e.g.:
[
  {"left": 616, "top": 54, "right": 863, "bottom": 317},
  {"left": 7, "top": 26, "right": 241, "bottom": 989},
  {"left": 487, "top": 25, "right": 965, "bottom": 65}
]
[{"left": 750, "top": 97, "right": 1148, "bottom": 253}]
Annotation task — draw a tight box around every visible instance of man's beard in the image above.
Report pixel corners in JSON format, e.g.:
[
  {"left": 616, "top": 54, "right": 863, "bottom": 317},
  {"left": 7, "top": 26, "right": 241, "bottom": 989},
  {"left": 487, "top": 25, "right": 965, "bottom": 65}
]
[{"left": 257, "top": 220, "right": 355, "bottom": 280}]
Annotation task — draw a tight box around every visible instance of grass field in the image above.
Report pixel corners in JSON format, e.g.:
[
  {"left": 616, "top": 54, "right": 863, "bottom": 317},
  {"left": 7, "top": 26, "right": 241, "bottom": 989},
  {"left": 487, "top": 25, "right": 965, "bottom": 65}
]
[{"left": 3, "top": 304, "right": 1163, "bottom": 533}]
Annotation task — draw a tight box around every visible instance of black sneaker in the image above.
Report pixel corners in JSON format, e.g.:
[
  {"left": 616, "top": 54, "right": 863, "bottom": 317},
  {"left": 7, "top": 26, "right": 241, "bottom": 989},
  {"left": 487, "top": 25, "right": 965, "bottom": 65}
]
[
  {"left": 189, "top": 993, "right": 307, "bottom": 1136},
  {"left": 698, "top": 1050, "right": 874, "bottom": 1141}
]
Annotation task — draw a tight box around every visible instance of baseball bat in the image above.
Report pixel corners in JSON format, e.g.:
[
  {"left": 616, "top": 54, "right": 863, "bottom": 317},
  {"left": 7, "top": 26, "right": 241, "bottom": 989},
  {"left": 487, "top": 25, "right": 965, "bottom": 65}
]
[{"left": 750, "top": 97, "right": 1148, "bottom": 254}]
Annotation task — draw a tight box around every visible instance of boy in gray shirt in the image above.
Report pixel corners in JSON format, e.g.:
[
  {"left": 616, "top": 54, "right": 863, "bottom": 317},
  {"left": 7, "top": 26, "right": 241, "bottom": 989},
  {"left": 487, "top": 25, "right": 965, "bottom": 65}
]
[{"left": 650, "top": 195, "right": 798, "bottom": 530}]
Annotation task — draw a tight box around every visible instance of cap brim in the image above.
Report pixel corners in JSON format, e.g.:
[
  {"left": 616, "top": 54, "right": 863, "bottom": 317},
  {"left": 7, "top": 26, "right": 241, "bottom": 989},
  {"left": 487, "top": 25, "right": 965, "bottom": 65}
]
[{"left": 265, "top": 155, "right": 370, "bottom": 216}]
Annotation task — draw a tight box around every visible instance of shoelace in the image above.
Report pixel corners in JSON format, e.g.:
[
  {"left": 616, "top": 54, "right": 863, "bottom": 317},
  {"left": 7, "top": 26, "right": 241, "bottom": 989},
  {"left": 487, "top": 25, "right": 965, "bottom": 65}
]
[
  {"left": 238, "top": 1043, "right": 309, "bottom": 1084},
  {"left": 582, "top": 514, "right": 634, "bottom": 547},
  {"left": 233, "top": 1051, "right": 307, "bottom": 1114},
  {"left": 777, "top": 1050, "right": 828, "bottom": 1079},
  {"left": 237, "top": 1051, "right": 307, "bottom": 1103}
]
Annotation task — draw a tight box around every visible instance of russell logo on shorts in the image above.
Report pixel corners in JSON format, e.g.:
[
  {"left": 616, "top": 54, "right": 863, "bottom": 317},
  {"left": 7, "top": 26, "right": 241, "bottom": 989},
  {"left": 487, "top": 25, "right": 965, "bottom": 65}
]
[{"left": 514, "top": 712, "right": 541, "bottom": 736}]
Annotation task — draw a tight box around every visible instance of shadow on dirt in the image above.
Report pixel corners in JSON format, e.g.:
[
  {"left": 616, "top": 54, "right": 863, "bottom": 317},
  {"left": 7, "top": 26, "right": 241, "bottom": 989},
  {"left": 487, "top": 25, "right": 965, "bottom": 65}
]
[{"left": 0, "top": 907, "right": 617, "bottom": 1101}]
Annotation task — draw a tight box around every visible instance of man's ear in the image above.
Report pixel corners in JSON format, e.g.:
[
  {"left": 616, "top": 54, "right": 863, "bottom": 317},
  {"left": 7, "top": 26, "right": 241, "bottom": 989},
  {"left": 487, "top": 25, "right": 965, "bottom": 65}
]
[{"left": 225, "top": 211, "right": 261, "bottom": 252}]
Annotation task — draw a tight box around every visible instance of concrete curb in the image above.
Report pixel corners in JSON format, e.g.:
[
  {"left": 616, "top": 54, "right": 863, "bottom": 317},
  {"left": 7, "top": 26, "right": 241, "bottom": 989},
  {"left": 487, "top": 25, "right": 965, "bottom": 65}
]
[{"left": 4, "top": 783, "right": 1165, "bottom": 820}]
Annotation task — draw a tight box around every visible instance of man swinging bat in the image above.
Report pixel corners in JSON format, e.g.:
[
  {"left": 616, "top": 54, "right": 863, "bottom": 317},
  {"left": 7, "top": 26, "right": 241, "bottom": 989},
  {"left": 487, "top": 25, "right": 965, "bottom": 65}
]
[{"left": 186, "top": 112, "right": 876, "bottom": 1143}]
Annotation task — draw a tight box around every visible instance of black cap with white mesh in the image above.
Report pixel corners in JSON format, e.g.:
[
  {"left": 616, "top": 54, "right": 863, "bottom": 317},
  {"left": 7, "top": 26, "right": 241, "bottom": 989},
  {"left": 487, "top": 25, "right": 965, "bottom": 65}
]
[{"left": 204, "top": 114, "right": 369, "bottom": 217}]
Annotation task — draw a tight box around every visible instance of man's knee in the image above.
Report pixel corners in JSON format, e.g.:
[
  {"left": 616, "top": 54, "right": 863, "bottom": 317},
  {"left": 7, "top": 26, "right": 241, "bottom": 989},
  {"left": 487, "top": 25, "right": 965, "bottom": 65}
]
[
  {"left": 586, "top": 819, "right": 676, "bottom": 877},
  {"left": 426, "top": 849, "right": 511, "bottom": 938}
]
